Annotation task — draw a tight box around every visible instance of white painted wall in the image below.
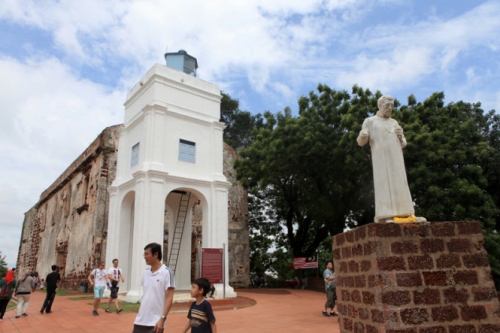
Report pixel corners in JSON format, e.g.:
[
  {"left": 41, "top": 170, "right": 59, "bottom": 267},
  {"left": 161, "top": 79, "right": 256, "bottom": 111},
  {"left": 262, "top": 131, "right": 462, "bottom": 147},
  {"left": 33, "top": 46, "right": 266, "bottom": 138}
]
[{"left": 106, "top": 64, "right": 235, "bottom": 303}]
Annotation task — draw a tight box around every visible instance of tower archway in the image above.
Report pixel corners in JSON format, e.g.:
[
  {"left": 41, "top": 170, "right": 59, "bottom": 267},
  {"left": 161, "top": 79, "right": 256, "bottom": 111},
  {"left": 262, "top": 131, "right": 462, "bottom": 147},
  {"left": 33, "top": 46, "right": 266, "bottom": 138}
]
[
  {"left": 164, "top": 188, "right": 206, "bottom": 290},
  {"left": 118, "top": 190, "right": 135, "bottom": 292}
]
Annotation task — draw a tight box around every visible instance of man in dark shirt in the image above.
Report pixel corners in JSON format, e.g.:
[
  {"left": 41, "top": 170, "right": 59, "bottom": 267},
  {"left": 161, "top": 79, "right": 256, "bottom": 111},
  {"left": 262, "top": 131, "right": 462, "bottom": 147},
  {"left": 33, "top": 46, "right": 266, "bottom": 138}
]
[{"left": 40, "top": 265, "right": 60, "bottom": 314}]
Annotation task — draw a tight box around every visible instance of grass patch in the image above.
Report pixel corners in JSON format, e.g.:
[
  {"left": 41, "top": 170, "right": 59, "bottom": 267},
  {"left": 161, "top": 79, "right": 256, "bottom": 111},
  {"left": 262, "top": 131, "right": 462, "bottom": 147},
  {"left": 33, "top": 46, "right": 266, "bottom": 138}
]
[
  {"left": 7, "top": 300, "right": 16, "bottom": 310},
  {"left": 69, "top": 296, "right": 95, "bottom": 301},
  {"left": 85, "top": 301, "right": 141, "bottom": 313},
  {"left": 37, "top": 288, "right": 70, "bottom": 296}
]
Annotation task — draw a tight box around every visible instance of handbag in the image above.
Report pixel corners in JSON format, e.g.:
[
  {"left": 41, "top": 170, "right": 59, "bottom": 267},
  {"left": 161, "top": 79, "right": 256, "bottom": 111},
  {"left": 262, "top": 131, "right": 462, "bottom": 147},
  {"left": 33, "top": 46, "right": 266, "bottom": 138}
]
[{"left": 0, "top": 285, "right": 11, "bottom": 298}]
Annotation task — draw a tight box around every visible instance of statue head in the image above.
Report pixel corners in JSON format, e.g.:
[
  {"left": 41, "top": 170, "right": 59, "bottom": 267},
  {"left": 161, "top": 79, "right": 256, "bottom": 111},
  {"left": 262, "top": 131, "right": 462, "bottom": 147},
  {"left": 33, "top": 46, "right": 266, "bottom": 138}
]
[{"left": 377, "top": 95, "right": 395, "bottom": 118}]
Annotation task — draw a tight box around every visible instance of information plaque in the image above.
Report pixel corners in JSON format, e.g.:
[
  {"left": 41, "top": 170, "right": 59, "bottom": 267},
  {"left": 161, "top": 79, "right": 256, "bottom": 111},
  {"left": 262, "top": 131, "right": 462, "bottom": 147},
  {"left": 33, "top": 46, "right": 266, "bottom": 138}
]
[{"left": 201, "top": 248, "right": 223, "bottom": 284}]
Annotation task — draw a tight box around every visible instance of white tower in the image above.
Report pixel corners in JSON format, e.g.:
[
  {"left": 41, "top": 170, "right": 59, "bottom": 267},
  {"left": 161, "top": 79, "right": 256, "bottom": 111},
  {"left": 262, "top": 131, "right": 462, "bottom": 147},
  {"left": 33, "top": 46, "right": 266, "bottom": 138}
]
[{"left": 106, "top": 52, "right": 235, "bottom": 302}]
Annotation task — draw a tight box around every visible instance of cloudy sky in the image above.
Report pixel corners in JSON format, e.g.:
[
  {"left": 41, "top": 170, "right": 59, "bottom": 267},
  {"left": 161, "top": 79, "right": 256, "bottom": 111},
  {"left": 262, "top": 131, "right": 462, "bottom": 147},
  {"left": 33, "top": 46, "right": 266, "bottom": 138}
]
[{"left": 1, "top": 0, "right": 500, "bottom": 268}]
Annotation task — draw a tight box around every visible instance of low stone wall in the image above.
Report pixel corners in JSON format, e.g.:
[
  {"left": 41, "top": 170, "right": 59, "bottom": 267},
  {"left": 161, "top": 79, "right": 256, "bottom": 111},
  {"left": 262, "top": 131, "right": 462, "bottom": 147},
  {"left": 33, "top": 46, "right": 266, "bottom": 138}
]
[{"left": 332, "top": 221, "right": 500, "bottom": 333}]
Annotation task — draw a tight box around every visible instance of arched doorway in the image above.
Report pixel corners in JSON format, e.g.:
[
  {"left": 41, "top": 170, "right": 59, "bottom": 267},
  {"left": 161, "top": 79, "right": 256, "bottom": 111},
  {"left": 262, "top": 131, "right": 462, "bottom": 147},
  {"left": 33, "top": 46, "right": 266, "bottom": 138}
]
[
  {"left": 118, "top": 191, "right": 135, "bottom": 292},
  {"left": 164, "top": 189, "right": 206, "bottom": 290}
]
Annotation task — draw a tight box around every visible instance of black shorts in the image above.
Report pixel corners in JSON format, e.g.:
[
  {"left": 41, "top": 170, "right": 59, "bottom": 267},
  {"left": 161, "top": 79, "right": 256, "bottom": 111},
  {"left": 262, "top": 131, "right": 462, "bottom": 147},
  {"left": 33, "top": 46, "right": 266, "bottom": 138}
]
[{"left": 110, "top": 287, "right": 119, "bottom": 299}]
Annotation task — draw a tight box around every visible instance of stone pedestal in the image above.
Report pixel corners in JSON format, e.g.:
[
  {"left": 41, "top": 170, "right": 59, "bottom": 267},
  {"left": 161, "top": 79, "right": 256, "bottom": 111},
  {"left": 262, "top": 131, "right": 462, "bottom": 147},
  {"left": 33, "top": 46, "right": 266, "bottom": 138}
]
[{"left": 332, "top": 222, "right": 500, "bottom": 333}]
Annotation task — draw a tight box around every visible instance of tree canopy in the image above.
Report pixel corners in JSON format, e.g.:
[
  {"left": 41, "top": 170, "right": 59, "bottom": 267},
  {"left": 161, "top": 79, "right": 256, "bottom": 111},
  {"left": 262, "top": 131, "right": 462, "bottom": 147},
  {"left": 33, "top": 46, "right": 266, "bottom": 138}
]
[
  {"left": 231, "top": 85, "right": 500, "bottom": 287},
  {"left": 0, "top": 251, "right": 8, "bottom": 278}
]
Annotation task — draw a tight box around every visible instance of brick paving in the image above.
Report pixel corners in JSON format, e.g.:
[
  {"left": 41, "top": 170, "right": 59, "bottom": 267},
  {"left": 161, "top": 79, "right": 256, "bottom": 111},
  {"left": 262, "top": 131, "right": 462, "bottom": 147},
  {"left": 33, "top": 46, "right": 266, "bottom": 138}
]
[{"left": 0, "top": 289, "right": 340, "bottom": 332}]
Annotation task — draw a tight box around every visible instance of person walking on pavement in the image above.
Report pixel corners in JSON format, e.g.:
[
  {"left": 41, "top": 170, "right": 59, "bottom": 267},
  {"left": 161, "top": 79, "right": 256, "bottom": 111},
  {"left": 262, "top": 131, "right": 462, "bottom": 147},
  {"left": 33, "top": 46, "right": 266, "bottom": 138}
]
[
  {"left": 132, "top": 242, "right": 175, "bottom": 333},
  {"left": 88, "top": 261, "right": 109, "bottom": 316},
  {"left": 14, "top": 268, "right": 35, "bottom": 318},
  {"left": 322, "top": 261, "right": 338, "bottom": 317},
  {"left": 105, "top": 258, "right": 125, "bottom": 314},
  {"left": 40, "top": 265, "right": 61, "bottom": 314},
  {"left": 0, "top": 274, "right": 16, "bottom": 321}
]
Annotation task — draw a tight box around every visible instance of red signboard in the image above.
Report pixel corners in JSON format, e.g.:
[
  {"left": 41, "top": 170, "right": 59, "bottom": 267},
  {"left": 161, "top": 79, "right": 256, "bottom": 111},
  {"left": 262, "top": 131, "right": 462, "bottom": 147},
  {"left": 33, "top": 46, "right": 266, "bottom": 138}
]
[{"left": 201, "top": 248, "right": 223, "bottom": 284}]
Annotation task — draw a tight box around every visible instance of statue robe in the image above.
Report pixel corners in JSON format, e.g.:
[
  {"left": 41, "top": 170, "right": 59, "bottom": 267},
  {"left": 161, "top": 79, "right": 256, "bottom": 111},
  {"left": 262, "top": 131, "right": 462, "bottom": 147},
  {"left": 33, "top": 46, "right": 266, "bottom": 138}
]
[{"left": 358, "top": 115, "right": 414, "bottom": 222}]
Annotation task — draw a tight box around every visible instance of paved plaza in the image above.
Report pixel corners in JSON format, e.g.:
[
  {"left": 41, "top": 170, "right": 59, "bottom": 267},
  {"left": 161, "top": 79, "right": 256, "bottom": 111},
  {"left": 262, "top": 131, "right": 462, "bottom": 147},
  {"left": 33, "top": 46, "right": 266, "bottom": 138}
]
[{"left": 0, "top": 288, "right": 340, "bottom": 332}]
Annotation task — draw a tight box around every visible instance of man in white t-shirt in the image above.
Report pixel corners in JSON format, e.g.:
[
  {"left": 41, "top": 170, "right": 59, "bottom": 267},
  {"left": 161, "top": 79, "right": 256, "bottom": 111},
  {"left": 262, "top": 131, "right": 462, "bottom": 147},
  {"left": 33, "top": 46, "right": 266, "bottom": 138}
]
[
  {"left": 133, "top": 242, "right": 175, "bottom": 333},
  {"left": 88, "top": 262, "right": 109, "bottom": 316},
  {"left": 106, "top": 258, "right": 125, "bottom": 314}
]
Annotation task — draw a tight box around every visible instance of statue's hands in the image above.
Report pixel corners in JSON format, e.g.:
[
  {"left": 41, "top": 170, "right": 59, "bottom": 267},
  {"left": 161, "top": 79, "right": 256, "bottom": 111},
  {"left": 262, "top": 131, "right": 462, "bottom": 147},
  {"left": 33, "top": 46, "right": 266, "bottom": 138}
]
[{"left": 394, "top": 126, "right": 403, "bottom": 136}]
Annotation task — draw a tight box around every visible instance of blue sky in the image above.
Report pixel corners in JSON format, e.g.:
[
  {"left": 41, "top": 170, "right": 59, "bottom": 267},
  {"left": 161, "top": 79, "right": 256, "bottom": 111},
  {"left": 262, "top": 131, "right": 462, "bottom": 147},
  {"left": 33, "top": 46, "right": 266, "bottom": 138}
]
[{"left": 1, "top": 0, "right": 500, "bottom": 268}]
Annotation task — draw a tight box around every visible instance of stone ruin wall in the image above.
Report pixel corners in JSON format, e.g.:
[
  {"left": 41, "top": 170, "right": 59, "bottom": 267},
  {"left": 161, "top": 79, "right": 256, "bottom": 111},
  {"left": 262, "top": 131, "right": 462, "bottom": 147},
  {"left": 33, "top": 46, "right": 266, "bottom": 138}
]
[
  {"left": 333, "top": 221, "right": 500, "bottom": 333},
  {"left": 17, "top": 125, "right": 121, "bottom": 289},
  {"left": 224, "top": 142, "right": 250, "bottom": 288},
  {"left": 17, "top": 127, "right": 250, "bottom": 289}
]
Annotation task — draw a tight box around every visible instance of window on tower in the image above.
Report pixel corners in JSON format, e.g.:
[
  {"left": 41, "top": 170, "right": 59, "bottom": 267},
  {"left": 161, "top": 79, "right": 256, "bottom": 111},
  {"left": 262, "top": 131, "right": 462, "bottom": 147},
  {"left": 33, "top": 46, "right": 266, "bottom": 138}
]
[
  {"left": 131, "top": 142, "right": 140, "bottom": 167},
  {"left": 179, "top": 139, "right": 196, "bottom": 163}
]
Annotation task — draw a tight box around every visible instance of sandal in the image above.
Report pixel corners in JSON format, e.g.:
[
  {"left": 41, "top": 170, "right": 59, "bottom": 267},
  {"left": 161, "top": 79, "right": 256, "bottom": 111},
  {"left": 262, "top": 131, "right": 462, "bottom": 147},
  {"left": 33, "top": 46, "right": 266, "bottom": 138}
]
[
  {"left": 116, "top": 308, "right": 123, "bottom": 314},
  {"left": 105, "top": 308, "right": 111, "bottom": 313}
]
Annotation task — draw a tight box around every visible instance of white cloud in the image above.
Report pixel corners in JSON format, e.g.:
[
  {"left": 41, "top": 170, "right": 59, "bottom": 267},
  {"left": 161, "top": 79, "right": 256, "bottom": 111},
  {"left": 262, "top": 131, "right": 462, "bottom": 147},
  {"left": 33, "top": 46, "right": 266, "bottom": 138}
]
[
  {"left": 0, "top": 56, "right": 125, "bottom": 265},
  {"left": 1, "top": 0, "right": 500, "bottom": 266}
]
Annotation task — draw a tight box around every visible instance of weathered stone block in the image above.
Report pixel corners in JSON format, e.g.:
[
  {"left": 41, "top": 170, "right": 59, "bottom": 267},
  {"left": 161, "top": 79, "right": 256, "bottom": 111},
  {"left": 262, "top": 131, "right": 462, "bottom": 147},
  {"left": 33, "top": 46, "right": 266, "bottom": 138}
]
[
  {"left": 364, "top": 241, "right": 380, "bottom": 256},
  {"left": 402, "top": 223, "right": 429, "bottom": 237},
  {"left": 479, "top": 324, "right": 500, "bottom": 333},
  {"left": 371, "top": 309, "right": 398, "bottom": 324},
  {"left": 409, "top": 254, "right": 434, "bottom": 270},
  {"left": 443, "top": 287, "right": 470, "bottom": 304},
  {"left": 381, "top": 290, "right": 411, "bottom": 306},
  {"left": 392, "top": 241, "right": 419, "bottom": 254},
  {"left": 343, "top": 247, "right": 353, "bottom": 259},
  {"left": 453, "top": 270, "right": 479, "bottom": 285},
  {"left": 449, "top": 325, "right": 477, "bottom": 333},
  {"left": 352, "top": 244, "right": 364, "bottom": 256},
  {"left": 419, "top": 327, "right": 446, "bottom": 333},
  {"left": 400, "top": 308, "right": 429, "bottom": 325},
  {"left": 368, "top": 273, "right": 392, "bottom": 288},
  {"left": 462, "top": 252, "right": 489, "bottom": 268},
  {"left": 349, "top": 260, "right": 360, "bottom": 272},
  {"left": 346, "top": 230, "right": 355, "bottom": 243},
  {"left": 355, "top": 227, "right": 366, "bottom": 242},
  {"left": 423, "top": 271, "right": 447, "bottom": 286},
  {"left": 354, "top": 275, "right": 366, "bottom": 288},
  {"left": 344, "top": 318, "right": 353, "bottom": 331},
  {"left": 378, "top": 256, "right": 406, "bottom": 271},
  {"left": 359, "top": 307, "right": 369, "bottom": 320},
  {"left": 414, "top": 288, "right": 441, "bottom": 305},
  {"left": 420, "top": 239, "right": 445, "bottom": 253},
  {"left": 353, "top": 322, "right": 364, "bottom": 333},
  {"left": 460, "top": 305, "right": 487, "bottom": 321},
  {"left": 472, "top": 287, "right": 497, "bottom": 302},
  {"left": 436, "top": 254, "right": 462, "bottom": 269},
  {"left": 447, "top": 239, "right": 471, "bottom": 253},
  {"left": 431, "top": 305, "right": 459, "bottom": 322},
  {"left": 457, "top": 222, "right": 482, "bottom": 235},
  {"left": 369, "top": 223, "right": 402, "bottom": 238},
  {"left": 348, "top": 304, "right": 358, "bottom": 318},
  {"left": 362, "top": 291, "right": 375, "bottom": 305},
  {"left": 397, "top": 272, "right": 422, "bottom": 287},
  {"left": 430, "top": 222, "right": 456, "bottom": 237},
  {"left": 361, "top": 260, "right": 371, "bottom": 272},
  {"left": 351, "top": 290, "right": 362, "bottom": 303}
]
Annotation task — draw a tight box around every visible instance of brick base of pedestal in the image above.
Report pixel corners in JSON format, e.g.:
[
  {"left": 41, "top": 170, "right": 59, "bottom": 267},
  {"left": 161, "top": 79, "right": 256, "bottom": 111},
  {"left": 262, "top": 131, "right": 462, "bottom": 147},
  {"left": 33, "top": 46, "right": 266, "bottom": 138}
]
[{"left": 332, "top": 221, "right": 500, "bottom": 333}]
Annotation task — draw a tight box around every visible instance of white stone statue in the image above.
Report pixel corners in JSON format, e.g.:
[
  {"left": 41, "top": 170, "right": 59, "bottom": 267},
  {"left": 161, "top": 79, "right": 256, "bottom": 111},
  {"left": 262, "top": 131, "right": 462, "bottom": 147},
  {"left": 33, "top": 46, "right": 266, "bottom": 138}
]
[{"left": 357, "top": 95, "right": 423, "bottom": 223}]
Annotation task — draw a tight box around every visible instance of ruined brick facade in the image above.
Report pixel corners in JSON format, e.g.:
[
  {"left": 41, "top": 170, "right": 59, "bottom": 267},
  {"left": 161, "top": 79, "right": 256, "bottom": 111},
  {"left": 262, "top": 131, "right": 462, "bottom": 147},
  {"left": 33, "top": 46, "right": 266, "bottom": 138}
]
[
  {"left": 224, "top": 143, "right": 250, "bottom": 288},
  {"left": 17, "top": 125, "right": 250, "bottom": 289},
  {"left": 333, "top": 221, "right": 500, "bottom": 333}
]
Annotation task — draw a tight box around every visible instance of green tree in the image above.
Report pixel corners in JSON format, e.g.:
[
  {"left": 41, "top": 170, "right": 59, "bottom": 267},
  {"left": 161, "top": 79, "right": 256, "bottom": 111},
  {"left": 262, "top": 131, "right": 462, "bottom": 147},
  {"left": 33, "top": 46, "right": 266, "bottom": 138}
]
[
  {"left": 396, "top": 93, "right": 500, "bottom": 287},
  {"left": 235, "top": 85, "right": 378, "bottom": 258},
  {"left": 236, "top": 85, "right": 500, "bottom": 289},
  {"left": 220, "top": 92, "right": 263, "bottom": 152},
  {"left": 0, "top": 251, "right": 8, "bottom": 278}
]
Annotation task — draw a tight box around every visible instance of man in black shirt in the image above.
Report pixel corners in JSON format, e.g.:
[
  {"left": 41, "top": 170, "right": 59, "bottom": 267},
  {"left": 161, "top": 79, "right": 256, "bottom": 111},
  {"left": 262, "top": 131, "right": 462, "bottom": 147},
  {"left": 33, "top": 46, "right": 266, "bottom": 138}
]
[{"left": 40, "top": 265, "right": 60, "bottom": 314}]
